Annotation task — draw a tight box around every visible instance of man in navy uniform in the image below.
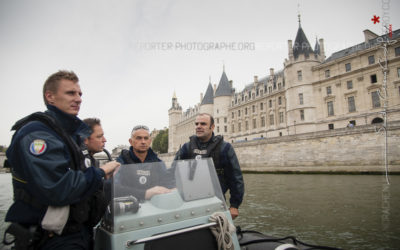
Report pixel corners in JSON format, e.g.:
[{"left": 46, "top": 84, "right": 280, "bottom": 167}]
[
  {"left": 174, "top": 113, "right": 244, "bottom": 219},
  {"left": 4, "top": 71, "right": 120, "bottom": 249},
  {"left": 116, "top": 125, "right": 174, "bottom": 201},
  {"left": 83, "top": 118, "right": 108, "bottom": 167}
]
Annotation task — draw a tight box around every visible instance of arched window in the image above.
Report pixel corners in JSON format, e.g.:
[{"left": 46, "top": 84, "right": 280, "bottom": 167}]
[{"left": 371, "top": 117, "right": 383, "bottom": 124}]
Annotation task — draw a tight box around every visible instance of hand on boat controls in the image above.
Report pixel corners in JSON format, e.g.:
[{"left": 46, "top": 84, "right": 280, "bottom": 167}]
[
  {"left": 100, "top": 161, "right": 121, "bottom": 179},
  {"left": 229, "top": 207, "right": 239, "bottom": 220},
  {"left": 114, "top": 196, "right": 140, "bottom": 215},
  {"left": 145, "top": 186, "right": 172, "bottom": 200}
]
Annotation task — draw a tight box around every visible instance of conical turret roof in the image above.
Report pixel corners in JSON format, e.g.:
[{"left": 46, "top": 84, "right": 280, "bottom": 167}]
[
  {"left": 314, "top": 37, "right": 320, "bottom": 55},
  {"left": 201, "top": 83, "right": 214, "bottom": 105},
  {"left": 293, "top": 16, "right": 313, "bottom": 59},
  {"left": 215, "top": 71, "right": 232, "bottom": 97}
]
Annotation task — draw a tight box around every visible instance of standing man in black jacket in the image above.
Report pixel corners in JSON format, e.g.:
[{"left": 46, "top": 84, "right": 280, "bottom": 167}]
[{"left": 174, "top": 113, "right": 244, "bottom": 219}]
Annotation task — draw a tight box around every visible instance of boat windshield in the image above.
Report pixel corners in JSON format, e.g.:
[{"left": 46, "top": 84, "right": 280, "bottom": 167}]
[{"left": 101, "top": 158, "right": 227, "bottom": 233}]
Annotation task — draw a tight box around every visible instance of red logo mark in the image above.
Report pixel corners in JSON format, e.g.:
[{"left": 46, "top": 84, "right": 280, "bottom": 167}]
[{"left": 371, "top": 15, "right": 380, "bottom": 24}]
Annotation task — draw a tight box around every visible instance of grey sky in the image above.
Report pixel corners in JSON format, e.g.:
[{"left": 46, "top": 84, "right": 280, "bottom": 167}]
[{"left": 1, "top": 0, "right": 399, "bottom": 150}]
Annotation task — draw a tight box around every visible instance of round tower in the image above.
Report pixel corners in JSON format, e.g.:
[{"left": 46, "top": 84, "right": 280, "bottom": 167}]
[
  {"left": 283, "top": 15, "right": 321, "bottom": 134},
  {"left": 199, "top": 81, "right": 214, "bottom": 115},
  {"left": 168, "top": 91, "right": 182, "bottom": 153},
  {"left": 213, "top": 69, "right": 233, "bottom": 137}
]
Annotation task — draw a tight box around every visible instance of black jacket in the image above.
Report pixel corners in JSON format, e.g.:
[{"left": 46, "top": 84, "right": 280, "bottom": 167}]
[
  {"left": 115, "top": 147, "right": 174, "bottom": 201},
  {"left": 174, "top": 134, "right": 244, "bottom": 208},
  {"left": 5, "top": 105, "right": 105, "bottom": 229}
]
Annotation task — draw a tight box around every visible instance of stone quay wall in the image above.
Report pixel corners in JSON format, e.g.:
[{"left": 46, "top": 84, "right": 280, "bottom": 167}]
[
  {"left": 2, "top": 122, "right": 398, "bottom": 174},
  {"left": 159, "top": 122, "right": 400, "bottom": 173},
  {"left": 0, "top": 153, "right": 5, "bottom": 168}
]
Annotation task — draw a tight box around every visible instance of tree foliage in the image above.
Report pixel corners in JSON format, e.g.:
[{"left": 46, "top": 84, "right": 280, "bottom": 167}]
[{"left": 152, "top": 129, "right": 168, "bottom": 153}]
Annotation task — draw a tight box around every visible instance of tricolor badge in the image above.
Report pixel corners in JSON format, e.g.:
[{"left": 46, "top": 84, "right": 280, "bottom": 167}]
[{"left": 30, "top": 139, "right": 47, "bottom": 156}]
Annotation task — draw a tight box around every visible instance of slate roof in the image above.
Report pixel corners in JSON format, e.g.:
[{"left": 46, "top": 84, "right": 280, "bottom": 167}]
[
  {"left": 293, "top": 26, "right": 314, "bottom": 59},
  {"left": 215, "top": 71, "right": 232, "bottom": 97},
  {"left": 324, "top": 29, "right": 400, "bottom": 63},
  {"left": 314, "top": 38, "right": 320, "bottom": 55},
  {"left": 242, "top": 70, "right": 284, "bottom": 91},
  {"left": 201, "top": 83, "right": 214, "bottom": 105}
]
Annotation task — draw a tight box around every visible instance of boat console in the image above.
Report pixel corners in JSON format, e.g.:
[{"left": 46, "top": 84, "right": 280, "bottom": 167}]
[{"left": 94, "top": 158, "right": 240, "bottom": 250}]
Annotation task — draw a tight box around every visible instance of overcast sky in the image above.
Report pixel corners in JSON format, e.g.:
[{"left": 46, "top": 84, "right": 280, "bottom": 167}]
[{"left": 1, "top": 0, "right": 399, "bottom": 151}]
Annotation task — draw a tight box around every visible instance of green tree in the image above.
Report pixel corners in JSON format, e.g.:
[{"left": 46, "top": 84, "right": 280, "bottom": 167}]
[
  {"left": 0, "top": 145, "right": 7, "bottom": 152},
  {"left": 152, "top": 129, "right": 168, "bottom": 153}
]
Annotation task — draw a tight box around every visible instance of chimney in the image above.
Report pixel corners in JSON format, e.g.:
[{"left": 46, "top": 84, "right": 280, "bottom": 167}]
[
  {"left": 270, "top": 68, "right": 274, "bottom": 76},
  {"left": 254, "top": 75, "right": 258, "bottom": 83},
  {"left": 229, "top": 80, "right": 233, "bottom": 89},
  {"left": 200, "top": 92, "right": 203, "bottom": 102},
  {"left": 363, "top": 29, "right": 378, "bottom": 43},
  {"left": 319, "top": 38, "right": 325, "bottom": 59},
  {"left": 213, "top": 84, "right": 217, "bottom": 94},
  {"left": 288, "top": 40, "right": 293, "bottom": 58}
]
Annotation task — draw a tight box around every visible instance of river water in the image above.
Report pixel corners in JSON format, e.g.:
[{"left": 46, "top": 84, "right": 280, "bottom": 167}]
[{"left": 1, "top": 173, "right": 399, "bottom": 250}]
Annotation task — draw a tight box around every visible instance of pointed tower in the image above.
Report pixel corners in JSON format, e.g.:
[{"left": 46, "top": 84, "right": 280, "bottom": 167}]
[
  {"left": 313, "top": 37, "right": 326, "bottom": 61},
  {"left": 293, "top": 22, "right": 313, "bottom": 60},
  {"left": 200, "top": 81, "right": 214, "bottom": 115},
  {"left": 283, "top": 15, "right": 321, "bottom": 134},
  {"left": 168, "top": 91, "right": 182, "bottom": 153},
  {"left": 213, "top": 68, "right": 233, "bottom": 137},
  {"left": 314, "top": 37, "right": 320, "bottom": 57},
  {"left": 215, "top": 71, "right": 232, "bottom": 97}
]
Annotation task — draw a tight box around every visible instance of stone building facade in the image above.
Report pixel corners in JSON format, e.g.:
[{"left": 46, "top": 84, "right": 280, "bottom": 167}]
[{"left": 168, "top": 20, "right": 400, "bottom": 154}]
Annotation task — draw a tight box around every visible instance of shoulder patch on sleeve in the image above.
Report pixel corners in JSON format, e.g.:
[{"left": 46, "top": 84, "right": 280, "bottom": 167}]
[{"left": 29, "top": 139, "right": 47, "bottom": 156}]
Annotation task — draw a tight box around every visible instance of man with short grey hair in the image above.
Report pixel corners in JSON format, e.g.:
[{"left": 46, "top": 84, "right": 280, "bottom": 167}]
[{"left": 116, "top": 125, "right": 174, "bottom": 200}]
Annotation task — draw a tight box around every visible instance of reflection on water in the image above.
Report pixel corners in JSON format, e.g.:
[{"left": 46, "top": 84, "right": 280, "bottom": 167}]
[
  {"left": 1, "top": 173, "right": 399, "bottom": 249},
  {"left": 381, "top": 183, "right": 390, "bottom": 231},
  {"left": 235, "top": 174, "right": 400, "bottom": 250}
]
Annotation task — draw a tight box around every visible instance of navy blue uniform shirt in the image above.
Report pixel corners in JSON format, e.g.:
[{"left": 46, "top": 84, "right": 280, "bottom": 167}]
[{"left": 5, "top": 105, "right": 105, "bottom": 225}]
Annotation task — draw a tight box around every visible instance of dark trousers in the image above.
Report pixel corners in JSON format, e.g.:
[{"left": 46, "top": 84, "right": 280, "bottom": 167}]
[{"left": 39, "top": 226, "right": 91, "bottom": 250}]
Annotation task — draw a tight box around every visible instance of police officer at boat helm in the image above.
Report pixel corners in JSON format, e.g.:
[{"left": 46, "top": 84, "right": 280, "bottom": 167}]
[
  {"left": 174, "top": 113, "right": 244, "bottom": 219},
  {"left": 116, "top": 125, "right": 175, "bottom": 201},
  {"left": 82, "top": 117, "right": 114, "bottom": 249},
  {"left": 83, "top": 117, "right": 109, "bottom": 167},
  {"left": 3, "top": 70, "right": 120, "bottom": 250}
]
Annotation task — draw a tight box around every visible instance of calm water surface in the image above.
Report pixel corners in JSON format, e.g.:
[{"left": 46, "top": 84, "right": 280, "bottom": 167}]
[
  {"left": 1, "top": 173, "right": 399, "bottom": 250},
  {"left": 235, "top": 174, "right": 400, "bottom": 250}
]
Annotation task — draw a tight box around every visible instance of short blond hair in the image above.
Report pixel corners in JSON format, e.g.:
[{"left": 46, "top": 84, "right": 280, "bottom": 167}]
[{"left": 43, "top": 70, "right": 79, "bottom": 105}]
